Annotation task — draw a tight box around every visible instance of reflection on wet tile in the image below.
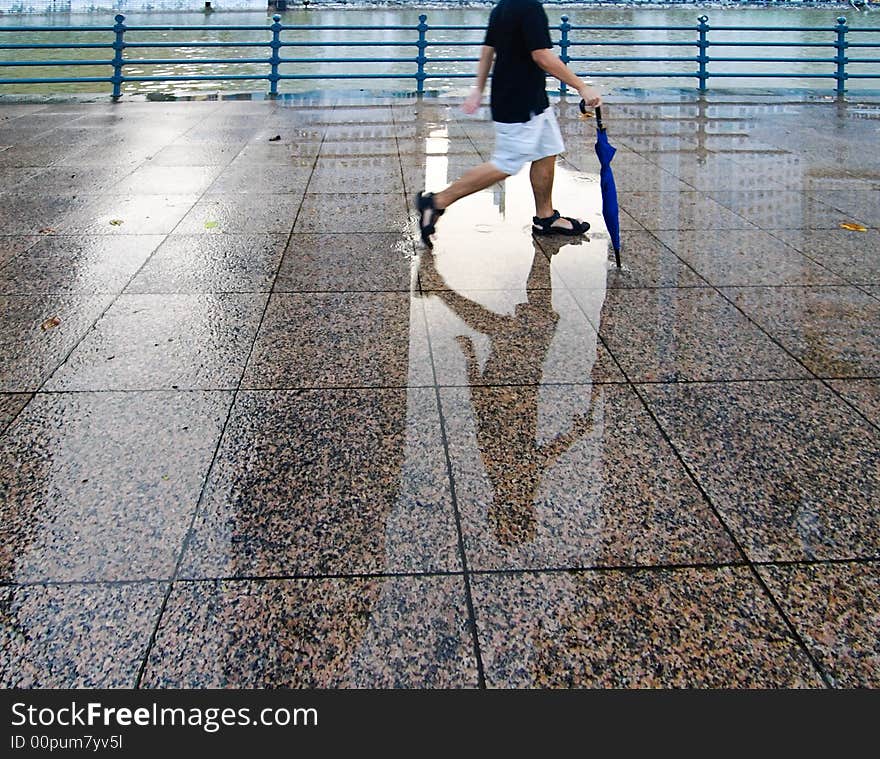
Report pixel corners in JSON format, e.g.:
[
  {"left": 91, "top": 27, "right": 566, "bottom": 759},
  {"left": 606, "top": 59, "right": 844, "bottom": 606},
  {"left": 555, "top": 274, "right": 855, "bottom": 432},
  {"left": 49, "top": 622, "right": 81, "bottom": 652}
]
[
  {"left": 0, "top": 393, "right": 30, "bottom": 434},
  {"left": 110, "top": 165, "right": 223, "bottom": 196},
  {"left": 309, "top": 157, "right": 404, "bottom": 194},
  {"left": 147, "top": 144, "right": 240, "bottom": 167},
  {"left": 181, "top": 388, "right": 458, "bottom": 577},
  {"left": 0, "top": 391, "right": 231, "bottom": 581},
  {"left": 0, "top": 582, "right": 166, "bottom": 688},
  {"left": 18, "top": 166, "right": 133, "bottom": 194},
  {"left": 620, "top": 190, "right": 755, "bottom": 231},
  {"left": 473, "top": 568, "right": 822, "bottom": 687},
  {"left": 759, "top": 561, "right": 880, "bottom": 688},
  {"left": 643, "top": 380, "right": 880, "bottom": 562},
  {"left": 652, "top": 230, "right": 845, "bottom": 286},
  {"left": 828, "top": 378, "right": 880, "bottom": 427},
  {"left": 175, "top": 194, "right": 303, "bottom": 235},
  {"left": 0, "top": 293, "right": 112, "bottom": 392},
  {"left": 811, "top": 189, "right": 880, "bottom": 228},
  {"left": 275, "top": 233, "right": 413, "bottom": 292},
  {"left": 60, "top": 195, "right": 198, "bottom": 235},
  {"left": 243, "top": 293, "right": 432, "bottom": 388},
  {"left": 724, "top": 286, "right": 880, "bottom": 377},
  {"left": 767, "top": 229, "right": 880, "bottom": 285},
  {"left": 143, "top": 576, "right": 477, "bottom": 688},
  {"left": 425, "top": 287, "right": 621, "bottom": 386},
  {"left": 206, "top": 164, "right": 314, "bottom": 195},
  {"left": 709, "top": 190, "right": 852, "bottom": 230},
  {"left": 592, "top": 288, "right": 807, "bottom": 381},
  {"left": 47, "top": 293, "right": 266, "bottom": 391},
  {"left": 294, "top": 193, "right": 409, "bottom": 234},
  {"left": 0, "top": 236, "right": 162, "bottom": 294},
  {"left": 126, "top": 234, "right": 287, "bottom": 293},
  {"left": 442, "top": 384, "right": 738, "bottom": 570}
]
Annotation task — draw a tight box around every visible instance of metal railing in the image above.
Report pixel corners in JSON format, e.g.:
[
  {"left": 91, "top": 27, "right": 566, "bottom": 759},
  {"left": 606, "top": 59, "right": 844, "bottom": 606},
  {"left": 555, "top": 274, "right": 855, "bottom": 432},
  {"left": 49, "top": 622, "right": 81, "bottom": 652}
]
[{"left": 0, "top": 14, "right": 878, "bottom": 98}]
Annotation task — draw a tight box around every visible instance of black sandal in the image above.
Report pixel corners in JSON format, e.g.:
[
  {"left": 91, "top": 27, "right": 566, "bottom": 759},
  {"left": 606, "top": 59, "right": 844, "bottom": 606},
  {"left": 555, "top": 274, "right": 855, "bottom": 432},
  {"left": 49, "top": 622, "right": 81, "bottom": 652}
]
[
  {"left": 532, "top": 210, "right": 590, "bottom": 236},
  {"left": 417, "top": 191, "right": 445, "bottom": 247}
]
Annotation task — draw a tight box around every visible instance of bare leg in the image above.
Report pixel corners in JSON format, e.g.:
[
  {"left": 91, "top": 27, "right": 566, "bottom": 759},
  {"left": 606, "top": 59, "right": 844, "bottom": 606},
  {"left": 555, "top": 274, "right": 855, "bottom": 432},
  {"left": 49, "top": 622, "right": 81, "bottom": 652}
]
[
  {"left": 433, "top": 162, "right": 508, "bottom": 210},
  {"left": 529, "top": 155, "right": 582, "bottom": 231}
]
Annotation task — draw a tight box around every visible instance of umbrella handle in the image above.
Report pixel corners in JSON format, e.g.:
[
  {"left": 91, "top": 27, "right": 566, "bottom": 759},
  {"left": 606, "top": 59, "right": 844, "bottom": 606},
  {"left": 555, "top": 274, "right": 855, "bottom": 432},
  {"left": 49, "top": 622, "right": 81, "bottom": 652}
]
[{"left": 579, "top": 99, "right": 605, "bottom": 131}]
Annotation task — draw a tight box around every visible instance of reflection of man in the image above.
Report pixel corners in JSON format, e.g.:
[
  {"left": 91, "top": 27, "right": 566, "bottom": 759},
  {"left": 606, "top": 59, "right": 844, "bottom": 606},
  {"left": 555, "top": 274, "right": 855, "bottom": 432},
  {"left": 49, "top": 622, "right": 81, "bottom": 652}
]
[
  {"left": 417, "top": 0, "right": 603, "bottom": 246},
  {"left": 421, "top": 240, "right": 597, "bottom": 545}
]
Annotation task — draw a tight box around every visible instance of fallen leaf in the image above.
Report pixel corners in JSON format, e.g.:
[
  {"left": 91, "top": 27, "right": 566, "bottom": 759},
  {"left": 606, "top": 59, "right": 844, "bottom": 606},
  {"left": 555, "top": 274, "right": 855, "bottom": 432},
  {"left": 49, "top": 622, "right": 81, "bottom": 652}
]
[
  {"left": 38, "top": 227, "right": 55, "bottom": 234},
  {"left": 40, "top": 316, "right": 61, "bottom": 331},
  {"left": 268, "top": 135, "right": 281, "bottom": 142},
  {"left": 205, "top": 221, "right": 220, "bottom": 229},
  {"left": 840, "top": 222, "right": 868, "bottom": 232},
  {"left": 109, "top": 219, "right": 124, "bottom": 226}
]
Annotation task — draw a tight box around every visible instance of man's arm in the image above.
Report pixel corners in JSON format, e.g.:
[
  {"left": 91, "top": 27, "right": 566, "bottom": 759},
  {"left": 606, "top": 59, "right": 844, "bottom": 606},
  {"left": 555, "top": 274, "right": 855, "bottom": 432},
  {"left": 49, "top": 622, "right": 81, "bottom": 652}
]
[
  {"left": 462, "top": 45, "right": 495, "bottom": 114},
  {"left": 531, "top": 48, "right": 602, "bottom": 107}
]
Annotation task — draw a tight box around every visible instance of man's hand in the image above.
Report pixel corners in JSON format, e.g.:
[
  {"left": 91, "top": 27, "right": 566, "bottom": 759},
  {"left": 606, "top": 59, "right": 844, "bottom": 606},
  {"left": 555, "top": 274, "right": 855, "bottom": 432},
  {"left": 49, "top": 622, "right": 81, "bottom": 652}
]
[
  {"left": 462, "top": 87, "right": 483, "bottom": 115},
  {"left": 579, "top": 84, "right": 602, "bottom": 109}
]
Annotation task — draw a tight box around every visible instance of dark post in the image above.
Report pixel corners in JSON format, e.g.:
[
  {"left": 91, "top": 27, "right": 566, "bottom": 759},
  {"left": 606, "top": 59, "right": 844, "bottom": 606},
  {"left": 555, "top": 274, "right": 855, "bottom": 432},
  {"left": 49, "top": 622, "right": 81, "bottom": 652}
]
[
  {"left": 559, "top": 15, "right": 571, "bottom": 95},
  {"left": 416, "top": 14, "right": 428, "bottom": 97},
  {"left": 269, "top": 13, "right": 282, "bottom": 98},
  {"left": 835, "top": 16, "right": 848, "bottom": 96},
  {"left": 111, "top": 14, "right": 126, "bottom": 101},
  {"left": 697, "top": 15, "right": 709, "bottom": 93}
]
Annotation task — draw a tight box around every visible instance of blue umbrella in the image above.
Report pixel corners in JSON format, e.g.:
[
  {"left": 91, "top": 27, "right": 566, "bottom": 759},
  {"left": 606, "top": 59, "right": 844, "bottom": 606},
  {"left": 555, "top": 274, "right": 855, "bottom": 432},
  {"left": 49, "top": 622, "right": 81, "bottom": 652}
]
[{"left": 581, "top": 101, "right": 621, "bottom": 268}]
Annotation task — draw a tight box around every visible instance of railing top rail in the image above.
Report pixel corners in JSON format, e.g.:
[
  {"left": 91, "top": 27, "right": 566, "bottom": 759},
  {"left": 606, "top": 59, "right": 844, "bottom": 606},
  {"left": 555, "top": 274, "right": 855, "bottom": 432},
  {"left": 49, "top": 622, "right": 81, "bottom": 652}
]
[
  {"left": 123, "top": 24, "right": 418, "bottom": 32},
  {"left": 0, "top": 26, "right": 116, "bottom": 33}
]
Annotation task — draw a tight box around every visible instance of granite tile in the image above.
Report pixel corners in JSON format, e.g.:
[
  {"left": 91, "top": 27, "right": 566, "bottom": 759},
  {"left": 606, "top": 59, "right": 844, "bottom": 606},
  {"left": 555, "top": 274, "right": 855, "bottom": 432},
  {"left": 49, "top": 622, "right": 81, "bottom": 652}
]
[
  {"left": 0, "top": 235, "right": 38, "bottom": 268},
  {"left": 441, "top": 383, "right": 738, "bottom": 569},
  {"left": 827, "top": 379, "right": 880, "bottom": 428},
  {"left": 759, "top": 561, "right": 880, "bottom": 688},
  {"left": 243, "top": 292, "right": 432, "bottom": 389},
  {"left": 19, "top": 166, "right": 134, "bottom": 194},
  {"left": 59, "top": 195, "right": 198, "bottom": 235},
  {"left": 723, "top": 286, "right": 880, "bottom": 377},
  {"left": 709, "top": 190, "right": 855, "bottom": 230},
  {"left": 126, "top": 234, "right": 287, "bottom": 294},
  {"left": 308, "top": 157, "right": 404, "bottom": 194},
  {"left": 0, "top": 393, "right": 30, "bottom": 435},
  {"left": 767, "top": 229, "right": 880, "bottom": 285},
  {"left": 589, "top": 287, "right": 808, "bottom": 382},
  {"left": 619, "top": 191, "right": 755, "bottom": 231},
  {"left": 642, "top": 380, "right": 880, "bottom": 562},
  {"left": 651, "top": 229, "right": 846, "bottom": 286},
  {"left": 424, "top": 284, "right": 621, "bottom": 386},
  {"left": 0, "top": 235, "right": 162, "bottom": 294},
  {"left": 0, "top": 293, "right": 112, "bottom": 392},
  {"left": 0, "top": 582, "right": 166, "bottom": 688},
  {"left": 319, "top": 139, "right": 399, "bottom": 157},
  {"left": 472, "top": 567, "right": 822, "bottom": 688},
  {"left": 0, "top": 391, "right": 231, "bottom": 582},
  {"left": 142, "top": 576, "right": 477, "bottom": 688},
  {"left": 147, "top": 144, "right": 241, "bottom": 167},
  {"left": 174, "top": 194, "right": 303, "bottom": 235},
  {"left": 206, "top": 164, "right": 314, "bottom": 195},
  {"left": 275, "top": 233, "right": 413, "bottom": 292},
  {"left": 232, "top": 141, "right": 322, "bottom": 164},
  {"left": 0, "top": 194, "right": 91, "bottom": 234},
  {"left": 47, "top": 293, "right": 266, "bottom": 391},
  {"left": 180, "top": 388, "right": 458, "bottom": 577},
  {"left": 294, "top": 193, "right": 409, "bottom": 234},
  {"left": 0, "top": 144, "right": 72, "bottom": 168},
  {"left": 811, "top": 189, "right": 880, "bottom": 228},
  {"left": 111, "top": 165, "right": 224, "bottom": 196}
]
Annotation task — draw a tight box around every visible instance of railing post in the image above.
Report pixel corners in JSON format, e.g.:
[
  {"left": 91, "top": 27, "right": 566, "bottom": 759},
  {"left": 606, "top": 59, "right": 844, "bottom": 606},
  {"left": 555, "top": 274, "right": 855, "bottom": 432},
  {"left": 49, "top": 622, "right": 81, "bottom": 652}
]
[
  {"left": 834, "top": 15, "right": 848, "bottom": 97},
  {"left": 559, "top": 15, "right": 571, "bottom": 96},
  {"left": 111, "top": 13, "right": 126, "bottom": 101},
  {"left": 697, "top": 15, "right": 709, "bottom": 93},
  {"left": 269, "top": 14, "right": 282, "bottom": 98},
  {"left": 416, "top": 14, "right": 428, "bottom": 97}
]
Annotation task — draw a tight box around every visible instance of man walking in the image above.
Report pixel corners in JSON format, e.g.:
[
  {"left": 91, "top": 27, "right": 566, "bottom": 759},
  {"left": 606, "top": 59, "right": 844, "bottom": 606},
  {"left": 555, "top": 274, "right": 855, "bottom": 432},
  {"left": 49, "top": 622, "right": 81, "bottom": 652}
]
[{"left": 416, "top": 0, "right": 603, "bottom": 247}]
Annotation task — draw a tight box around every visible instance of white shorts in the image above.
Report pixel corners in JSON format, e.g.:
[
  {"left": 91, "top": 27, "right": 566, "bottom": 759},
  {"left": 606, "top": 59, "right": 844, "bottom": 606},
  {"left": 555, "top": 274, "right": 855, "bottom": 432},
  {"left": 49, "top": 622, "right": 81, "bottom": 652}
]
[{"left": 490, "top": 107, "right": 566, "bottom": 176}]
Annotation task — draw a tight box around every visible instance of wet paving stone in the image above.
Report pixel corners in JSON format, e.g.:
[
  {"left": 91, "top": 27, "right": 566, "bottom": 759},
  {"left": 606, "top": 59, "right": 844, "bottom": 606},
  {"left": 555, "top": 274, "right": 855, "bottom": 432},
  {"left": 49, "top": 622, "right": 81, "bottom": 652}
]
[
  {"left": 0, "top": 235, "right": 38, "bottom": 268},
  {"left": 243, "top": 292, "right": 432, "bottom": 389},
  {"left": 472, "top": 567, "right": 823, "bottom": 688},
  {"left": 642, "top": 380, "right": 880, "bottom": 562},
  {"left": 766, "top": 229, "right": 880, "bottom": 286},
  {"left": 142, "top": 576, "right": 477, "bottom": 688},
  {"left": 111, "top": 165, "right": 224, "bottom": 196},
  {"left": 275, "top": 233, "right": 414, "bottom": 292},
  {"left": 758, "top": 561, "right": 880, "bottom": 688},
  {"left": 0, "top": 392, "right": 30, "bottom": 435},
  {"left": 126, "top": 234, "right": 287, "bottom": 294},
  {"left": 619, "top": 190, "right": 756, "bottom": 231},
  {"left": 294, "top": 193, "right": 409, "bottom": 234},
  {"left": 0, "top": 193, "right": 92, "bottom": 235},
  {"left": 175, "top": 194, "right": 303, "bottom": 235},
  {"left": 59, "top": 195, "right": 199, "bottom": 236},
  {"left": 0, "top": 235, "right": 162, "bottom": 294},
  {"left": 308, "top": 157, "right": 404, "bottom": 194},
  {"left": 180, "top": 388, "right": 458, "bottom": 578},
  {"left": 709, "top": 190, "right": 857, "bottom": 230},
  {"left": 827, "top": 378, "right": 880, "bottom": 428},
  {"left": 206, "top": 164, "right": 314, "bottom": 195},
  {"left": 0, "top": 582, "right": 167, "bottom": 688},
  {"left": 47, "top": 293, "right": 266, "bottom": 391},
  {"left": 441, "top": 383, "right": 739, "bottom": 570},
  {"left": 0, "top": 391, "right": 231, "bottom": 582},
  {"left": 0, "top": 293, "right": 113, "bottom": 392},
  {"left": 724, "top": 286, "right": 880, "bottom": 378}
]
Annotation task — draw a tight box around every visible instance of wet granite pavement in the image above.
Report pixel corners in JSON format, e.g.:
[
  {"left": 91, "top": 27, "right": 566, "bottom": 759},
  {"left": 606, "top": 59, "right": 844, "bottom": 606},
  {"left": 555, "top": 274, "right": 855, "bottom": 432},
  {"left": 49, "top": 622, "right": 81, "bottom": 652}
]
[{"left": 0, "top": 94, "right": 878, "bottom": 688}]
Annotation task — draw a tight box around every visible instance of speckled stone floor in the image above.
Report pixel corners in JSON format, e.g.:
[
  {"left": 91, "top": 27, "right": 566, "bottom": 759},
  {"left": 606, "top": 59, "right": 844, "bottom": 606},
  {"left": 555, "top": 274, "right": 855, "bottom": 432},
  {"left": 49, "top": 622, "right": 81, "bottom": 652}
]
[{"left": 0, "top": 94, "right": 878, "bottom": 688}]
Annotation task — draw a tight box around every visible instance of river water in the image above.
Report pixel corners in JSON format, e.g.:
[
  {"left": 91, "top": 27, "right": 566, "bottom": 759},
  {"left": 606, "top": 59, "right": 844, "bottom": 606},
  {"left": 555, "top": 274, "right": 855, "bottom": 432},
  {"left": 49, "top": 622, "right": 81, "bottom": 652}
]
[{"left": 1, "top": 5, "right": 878, "bottom": 96}]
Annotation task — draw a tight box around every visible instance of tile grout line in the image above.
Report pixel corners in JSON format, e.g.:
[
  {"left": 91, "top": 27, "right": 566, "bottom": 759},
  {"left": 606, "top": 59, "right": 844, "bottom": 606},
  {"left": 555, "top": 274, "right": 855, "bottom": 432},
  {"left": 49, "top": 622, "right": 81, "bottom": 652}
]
[{"left": 133, "top": 119, "right": 327, "bottom": 689}]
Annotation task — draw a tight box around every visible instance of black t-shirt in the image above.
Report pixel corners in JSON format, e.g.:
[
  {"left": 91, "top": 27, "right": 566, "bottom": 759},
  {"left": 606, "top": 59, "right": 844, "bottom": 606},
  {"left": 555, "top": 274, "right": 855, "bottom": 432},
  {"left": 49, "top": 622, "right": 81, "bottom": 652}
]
[{"left": 484, "top": 0, "right": 553, "bottom": 123}]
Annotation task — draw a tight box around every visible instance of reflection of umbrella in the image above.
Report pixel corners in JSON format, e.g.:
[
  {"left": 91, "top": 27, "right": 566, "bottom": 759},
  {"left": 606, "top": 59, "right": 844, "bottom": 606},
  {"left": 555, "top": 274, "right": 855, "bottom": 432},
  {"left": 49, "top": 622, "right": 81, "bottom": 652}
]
[{"left": 581, "top": 101, "right": 621, "bottom": 268}]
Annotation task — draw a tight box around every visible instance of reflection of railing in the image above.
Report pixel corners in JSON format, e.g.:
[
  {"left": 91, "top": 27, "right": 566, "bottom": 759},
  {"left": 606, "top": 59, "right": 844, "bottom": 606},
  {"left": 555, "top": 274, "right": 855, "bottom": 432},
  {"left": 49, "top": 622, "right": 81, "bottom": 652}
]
[{"left": 0, "top": 13, "right": 878, "bottom": 98}]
